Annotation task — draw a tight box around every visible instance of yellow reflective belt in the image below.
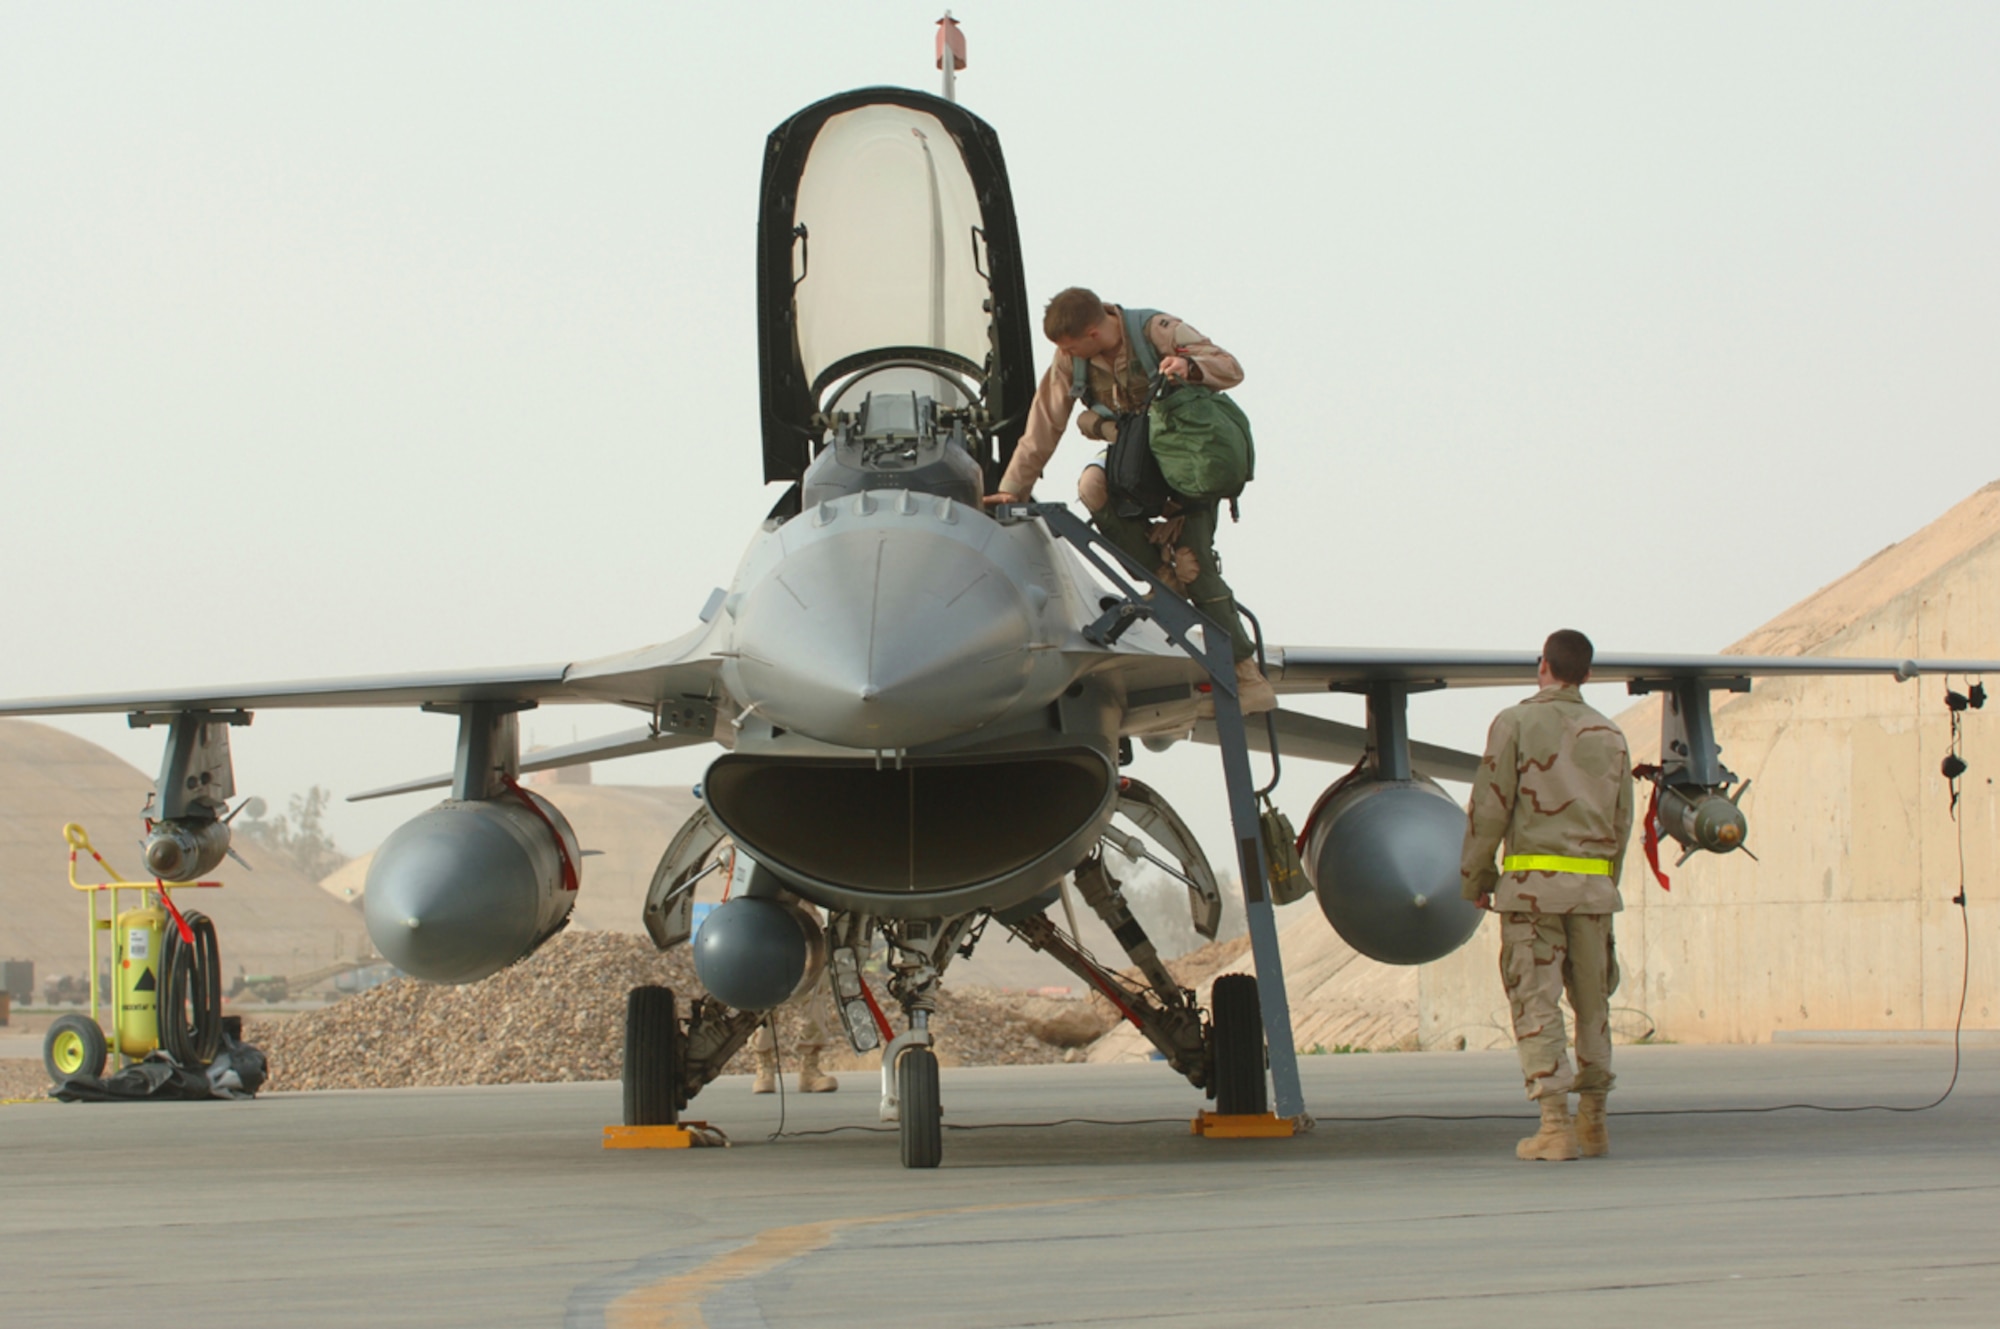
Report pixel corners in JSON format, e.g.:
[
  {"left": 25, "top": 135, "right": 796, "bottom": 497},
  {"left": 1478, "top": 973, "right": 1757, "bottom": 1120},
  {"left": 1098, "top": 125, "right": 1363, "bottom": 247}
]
[{"left": 1502, "top": 854, "right": 1613, "bottom": 876}]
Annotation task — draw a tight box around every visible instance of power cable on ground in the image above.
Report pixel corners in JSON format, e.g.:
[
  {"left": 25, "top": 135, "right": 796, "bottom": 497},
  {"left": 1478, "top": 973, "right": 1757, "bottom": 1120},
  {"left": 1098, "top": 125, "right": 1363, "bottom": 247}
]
[{"left": 773, "top": 679, "right": 1981, "bottom": 1137}]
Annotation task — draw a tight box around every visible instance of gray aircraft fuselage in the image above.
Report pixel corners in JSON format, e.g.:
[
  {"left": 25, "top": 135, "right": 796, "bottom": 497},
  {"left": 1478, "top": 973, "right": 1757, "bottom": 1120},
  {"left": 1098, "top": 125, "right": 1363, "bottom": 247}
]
[{"left": 704, "top": 467, "right": 1212, "bottom": 920}]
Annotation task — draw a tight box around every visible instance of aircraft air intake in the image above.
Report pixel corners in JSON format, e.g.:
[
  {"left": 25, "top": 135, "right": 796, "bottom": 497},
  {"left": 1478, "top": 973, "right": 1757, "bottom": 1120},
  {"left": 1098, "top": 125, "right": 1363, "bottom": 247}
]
[{"left": 702, "top": 749, "right": 1116, "bottom": 917}]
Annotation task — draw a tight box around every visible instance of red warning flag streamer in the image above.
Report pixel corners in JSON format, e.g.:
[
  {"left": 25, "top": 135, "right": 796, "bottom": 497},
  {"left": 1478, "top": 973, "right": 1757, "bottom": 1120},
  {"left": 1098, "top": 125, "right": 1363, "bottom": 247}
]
[
  {"left": 154, "top": 883, "right": 198, "bottom": 946},
  {"left": 856, "top": 974, "right": 897, "bottom": 1045},
  {"left": 1633, "top": 764, "right": 1671, "bottom": 892},
  {"left": 501, "top": 775, "right": 581, "bottom": 892}
]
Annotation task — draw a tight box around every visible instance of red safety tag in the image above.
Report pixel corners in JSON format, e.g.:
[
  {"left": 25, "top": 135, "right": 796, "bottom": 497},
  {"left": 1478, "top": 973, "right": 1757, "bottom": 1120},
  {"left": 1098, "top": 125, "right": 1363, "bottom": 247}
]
[
  {"left": 856, "top": 974, "right": 896, "bottom": 1044},
  {"left": 1634, "top": 766, "right": 1671, "bottom": 892},
  {"left": 501, "top": 776, "right": 580, "bottom": 892},
  {"left": 155, "top": 885, "right": 198, "bottom": 945}
]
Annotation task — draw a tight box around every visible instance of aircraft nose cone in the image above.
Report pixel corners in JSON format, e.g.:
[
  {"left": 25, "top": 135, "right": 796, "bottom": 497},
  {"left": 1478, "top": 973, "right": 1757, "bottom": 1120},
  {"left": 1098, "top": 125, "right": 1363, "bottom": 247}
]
[{"left": 731, "top": 528, "right": 1036, "bottom": 749}]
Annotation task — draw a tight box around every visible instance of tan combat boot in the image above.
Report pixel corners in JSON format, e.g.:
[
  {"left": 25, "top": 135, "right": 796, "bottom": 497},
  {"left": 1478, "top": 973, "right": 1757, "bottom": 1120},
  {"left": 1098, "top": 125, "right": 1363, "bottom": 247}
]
[
  {"left": 751, "top": 1042, "right": 777, "bottom": 1095},
  {"left": 1575, "top": 1092, "right": 1609, "bottom": 1157},
  {"left": 1235, "top": 658, "right": 1278, "bottom": 715},
  {"left": 1516, "top": 1096, "right": 1580, "bottom": 1161},
  {"left": 796, "top": 1044, "right": 839, "bottom": 1094}
]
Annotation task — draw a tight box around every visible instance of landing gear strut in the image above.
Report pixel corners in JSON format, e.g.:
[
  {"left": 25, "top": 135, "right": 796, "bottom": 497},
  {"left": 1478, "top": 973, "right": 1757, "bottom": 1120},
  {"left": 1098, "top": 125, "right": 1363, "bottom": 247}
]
[{"left": 876, "top": 915, "right": 974, "bottom": 1168}]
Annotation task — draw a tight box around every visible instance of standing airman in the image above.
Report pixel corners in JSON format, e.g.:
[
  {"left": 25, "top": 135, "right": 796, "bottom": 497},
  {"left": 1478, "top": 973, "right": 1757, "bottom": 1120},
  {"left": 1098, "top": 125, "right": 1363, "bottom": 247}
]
[{"left": 1460, "top": 629, "right": 1634, "bottom": 1160}]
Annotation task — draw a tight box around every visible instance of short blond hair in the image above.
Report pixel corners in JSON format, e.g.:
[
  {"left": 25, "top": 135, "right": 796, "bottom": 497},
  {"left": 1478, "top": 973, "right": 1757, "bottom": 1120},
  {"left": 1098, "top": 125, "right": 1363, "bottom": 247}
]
[{"left": 1043, "top": 287, "right": 1107, "bottom": 341}]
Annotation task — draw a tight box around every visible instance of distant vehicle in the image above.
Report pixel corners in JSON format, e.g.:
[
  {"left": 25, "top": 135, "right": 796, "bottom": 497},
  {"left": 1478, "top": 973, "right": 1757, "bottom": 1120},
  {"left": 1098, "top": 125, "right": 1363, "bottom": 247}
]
[
  {"left": 228, "top": 958, "right": 394, "bottom": 1003},
  {"left": 331, "top": 962, "right": 398, "bottom": 996},
  {"left": 41, "top": 974, "right": 90, "bottom": 1006}
]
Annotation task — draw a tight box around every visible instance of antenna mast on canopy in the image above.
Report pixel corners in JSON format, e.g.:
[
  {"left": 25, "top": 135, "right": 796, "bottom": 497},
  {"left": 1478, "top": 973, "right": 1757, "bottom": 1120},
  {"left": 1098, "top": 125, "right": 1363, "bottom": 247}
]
[{"left": 937, "top": 11, "right": 966, "bottom": 103}]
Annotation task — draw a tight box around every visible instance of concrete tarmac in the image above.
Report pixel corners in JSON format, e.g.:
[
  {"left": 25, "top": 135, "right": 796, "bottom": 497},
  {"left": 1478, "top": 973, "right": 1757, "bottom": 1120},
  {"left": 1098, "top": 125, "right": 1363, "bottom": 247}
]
[{"left": 2, "top": 1044, "right": 1995, "bottom": 1327}]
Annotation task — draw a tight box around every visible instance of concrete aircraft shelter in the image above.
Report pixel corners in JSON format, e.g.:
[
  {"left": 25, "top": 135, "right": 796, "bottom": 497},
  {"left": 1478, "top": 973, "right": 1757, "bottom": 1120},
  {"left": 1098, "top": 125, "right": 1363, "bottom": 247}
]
[{"left": 1422, "top": 480, "right": 2000, "bottom": 1048}]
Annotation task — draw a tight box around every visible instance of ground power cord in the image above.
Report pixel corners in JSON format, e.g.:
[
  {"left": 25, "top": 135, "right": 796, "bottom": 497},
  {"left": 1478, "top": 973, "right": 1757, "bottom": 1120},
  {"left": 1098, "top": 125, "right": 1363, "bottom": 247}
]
[
  {"left": 775, "top": 682, "right": 1980, "bottom": 1138},
  {"left": 765, "top": 1015, "right": 787, "bottom": 1143},
  {"left": 774, "top": 865, "right": 1969, "bottom": 1138},
  {"left": 160, "top": 908, "right": 223, "bottom": 1068},
  {"left": 776, "top": 869, "right": 1969, "bottom": 1137}
]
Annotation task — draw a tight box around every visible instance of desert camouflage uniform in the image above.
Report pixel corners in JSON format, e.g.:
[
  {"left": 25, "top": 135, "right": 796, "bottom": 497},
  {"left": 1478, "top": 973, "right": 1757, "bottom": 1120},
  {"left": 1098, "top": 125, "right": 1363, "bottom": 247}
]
[
  {"left": 1460, "top": 684, "right": 1634, "bottom": 1101},
  {"left": 999, "top": 308, "right": 1256, "bottom": 661},
  {"left": 1001, "top": 307, "right": 1242, "bottom": 495},
  {"left": 750, "top": 981, "right": 841, "bottom": 1058}
]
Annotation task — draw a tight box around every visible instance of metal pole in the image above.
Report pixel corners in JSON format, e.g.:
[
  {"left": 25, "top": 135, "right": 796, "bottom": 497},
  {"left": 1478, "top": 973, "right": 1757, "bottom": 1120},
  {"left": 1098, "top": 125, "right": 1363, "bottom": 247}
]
[{"left": 1207, "top": 662, "right": 1307, "bottom": 1120}]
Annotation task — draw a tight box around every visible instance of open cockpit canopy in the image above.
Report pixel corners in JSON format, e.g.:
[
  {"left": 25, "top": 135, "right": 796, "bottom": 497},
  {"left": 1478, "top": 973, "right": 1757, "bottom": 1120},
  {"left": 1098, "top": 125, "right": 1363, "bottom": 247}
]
[{"left": 758, "top": 88, "right": 1033, "bottom": 494}]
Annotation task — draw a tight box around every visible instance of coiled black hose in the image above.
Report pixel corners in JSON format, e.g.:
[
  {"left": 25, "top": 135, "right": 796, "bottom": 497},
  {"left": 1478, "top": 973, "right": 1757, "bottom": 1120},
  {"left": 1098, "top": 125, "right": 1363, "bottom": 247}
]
[{"left": 160, "top": 908, "right": 222, "bottom": 1067}]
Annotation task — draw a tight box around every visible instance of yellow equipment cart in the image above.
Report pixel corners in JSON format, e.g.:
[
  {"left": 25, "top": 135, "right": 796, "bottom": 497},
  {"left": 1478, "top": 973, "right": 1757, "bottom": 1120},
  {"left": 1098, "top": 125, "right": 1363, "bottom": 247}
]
[{"left": 42, "top": 823, "right": 224, "bottom": 1086}]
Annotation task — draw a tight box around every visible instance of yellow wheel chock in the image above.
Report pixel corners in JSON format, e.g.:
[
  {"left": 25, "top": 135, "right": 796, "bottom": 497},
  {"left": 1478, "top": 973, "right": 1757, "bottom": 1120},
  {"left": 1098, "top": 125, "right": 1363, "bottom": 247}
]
[{"left": 1191, "top": 1110, "right": 1298, "bottom": 1139}]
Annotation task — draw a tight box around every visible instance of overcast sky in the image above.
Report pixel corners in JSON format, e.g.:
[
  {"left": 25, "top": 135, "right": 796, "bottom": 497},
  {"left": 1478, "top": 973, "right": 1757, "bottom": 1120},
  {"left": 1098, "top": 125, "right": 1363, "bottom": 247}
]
[{"left": 4, "top": 3, "right": 1996, "bottom": 863}]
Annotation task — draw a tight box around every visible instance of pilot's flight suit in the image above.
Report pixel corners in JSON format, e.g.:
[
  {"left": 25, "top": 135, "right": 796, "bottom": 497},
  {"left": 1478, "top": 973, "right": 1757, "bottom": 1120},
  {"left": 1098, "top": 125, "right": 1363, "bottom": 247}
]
[
  {"left": 1460, "top": 683, "right": 1634, "bottom": 1159},
  {"left": 999, "top": 308, "right": 1256, "bottom": 662}
]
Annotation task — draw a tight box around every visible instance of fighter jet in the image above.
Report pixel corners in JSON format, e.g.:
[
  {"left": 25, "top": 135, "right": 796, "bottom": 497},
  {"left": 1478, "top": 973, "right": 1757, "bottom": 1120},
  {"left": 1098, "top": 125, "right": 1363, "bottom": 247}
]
[{"left": 5, "top": 87, "right": 1995, "bottom": 1167}]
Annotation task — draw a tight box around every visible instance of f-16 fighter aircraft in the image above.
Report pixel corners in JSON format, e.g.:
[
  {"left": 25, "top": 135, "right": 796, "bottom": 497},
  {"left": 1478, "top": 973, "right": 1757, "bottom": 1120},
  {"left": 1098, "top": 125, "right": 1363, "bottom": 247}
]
[{"left": 6, "top": 88, "right": 1995, "bottom": 1167}]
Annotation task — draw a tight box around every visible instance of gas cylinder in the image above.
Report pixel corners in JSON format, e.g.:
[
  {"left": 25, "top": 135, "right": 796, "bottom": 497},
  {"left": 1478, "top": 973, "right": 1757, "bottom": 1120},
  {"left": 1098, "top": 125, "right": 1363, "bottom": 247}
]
[{"left": 114, "top": 905, "right": 165, "bottom": 1056}]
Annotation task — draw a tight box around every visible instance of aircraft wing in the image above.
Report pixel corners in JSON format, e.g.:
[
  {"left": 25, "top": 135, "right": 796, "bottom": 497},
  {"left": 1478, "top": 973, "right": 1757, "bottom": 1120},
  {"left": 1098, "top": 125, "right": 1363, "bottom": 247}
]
[
  {"left": 1193, "top": 708, "right": 1482, "bottom": 782},
  {"left": 1270, "top": 647, "right": 2000, "bottom": 693},
  {"left": 0, "top": 664, "right": 581, "bottom": 716},
  {"left": 0, "top": 629, "right": 725, "bottom": 718}
]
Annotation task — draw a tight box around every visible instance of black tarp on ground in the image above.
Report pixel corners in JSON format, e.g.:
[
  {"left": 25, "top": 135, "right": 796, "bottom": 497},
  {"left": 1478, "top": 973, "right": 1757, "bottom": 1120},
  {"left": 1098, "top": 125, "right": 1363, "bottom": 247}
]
[{"left": 52, "top": 1032, "right": 267, "bottom": 1103}]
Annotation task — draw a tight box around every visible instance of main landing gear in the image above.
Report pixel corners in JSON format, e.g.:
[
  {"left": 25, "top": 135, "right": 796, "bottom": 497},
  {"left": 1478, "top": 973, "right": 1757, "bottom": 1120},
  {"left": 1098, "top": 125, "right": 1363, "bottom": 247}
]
[
  {"left": 1209, "top": 973, "right": 1268, "bottom": 1118},
  {"left": 617, "top": 910, "right": 970, "bottom": 1169},
  {"left": 620, "top": 985, "right": 764, "bottom": 1130}
]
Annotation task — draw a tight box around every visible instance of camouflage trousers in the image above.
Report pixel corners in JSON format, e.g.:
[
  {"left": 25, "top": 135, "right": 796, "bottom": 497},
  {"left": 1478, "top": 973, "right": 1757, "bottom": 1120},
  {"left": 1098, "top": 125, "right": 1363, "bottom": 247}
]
[
  {"left": 1500, "top": 911, "right": 1619, "bottom": 1101},
  {"left": 750, "top": 983, "right": 838, "bottom": 1053},
  {"left": 1092, "top": 500, "right": 1256, "bottom": 661}
]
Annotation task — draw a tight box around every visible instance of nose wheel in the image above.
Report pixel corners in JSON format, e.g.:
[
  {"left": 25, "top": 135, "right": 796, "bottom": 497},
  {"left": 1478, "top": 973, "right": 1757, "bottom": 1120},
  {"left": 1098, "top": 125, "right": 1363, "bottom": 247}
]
[{"left": 897, "top": 1046, "right": 942, "bottom": 1168}]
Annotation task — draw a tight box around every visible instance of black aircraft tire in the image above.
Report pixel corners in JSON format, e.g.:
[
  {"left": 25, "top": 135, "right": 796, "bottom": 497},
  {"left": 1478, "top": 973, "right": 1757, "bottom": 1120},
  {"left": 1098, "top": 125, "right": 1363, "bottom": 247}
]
[
  {"left": 1211, "top": 973, "right": 1269, "bottom": 1117},
  {"left": 622, "top": 985, "right": 680, "bottom": 1127},
  {"left": 44, "top": 1013, "right": 108, "bottom": 1085},
  {"left": 898, "top": 1047, "right": 943, "bottom": 1169}
]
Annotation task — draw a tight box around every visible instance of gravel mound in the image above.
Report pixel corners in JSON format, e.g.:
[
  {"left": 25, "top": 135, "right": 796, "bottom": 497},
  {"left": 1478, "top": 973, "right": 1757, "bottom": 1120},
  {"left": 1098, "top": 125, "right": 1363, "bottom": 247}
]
[{"left": 244, "top": 929, "right": 1067, "bottom": 1092}]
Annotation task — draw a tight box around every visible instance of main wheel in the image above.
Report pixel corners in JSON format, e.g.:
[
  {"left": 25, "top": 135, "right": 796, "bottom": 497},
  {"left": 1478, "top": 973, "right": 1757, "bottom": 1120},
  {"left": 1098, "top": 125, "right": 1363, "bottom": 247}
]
[
  {"left": 622, "top": 986, "right": 681, "bottom": 1127},
  {"left": 897, "top": 1046, "right": 942, "bottom": 1169},
  {"left": 44, "top": 1014, "right": 108, "bottom": 1085},
  {"left": 1210, "top": 973, "right": 1269, "bottom": 1116}
]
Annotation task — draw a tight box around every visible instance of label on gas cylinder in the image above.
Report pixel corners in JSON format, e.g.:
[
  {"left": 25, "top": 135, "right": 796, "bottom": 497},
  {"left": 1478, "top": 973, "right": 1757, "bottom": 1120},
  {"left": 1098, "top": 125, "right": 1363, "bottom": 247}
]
[{"left": 127, "top": 928, "right": 150, "bottom": 960}]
